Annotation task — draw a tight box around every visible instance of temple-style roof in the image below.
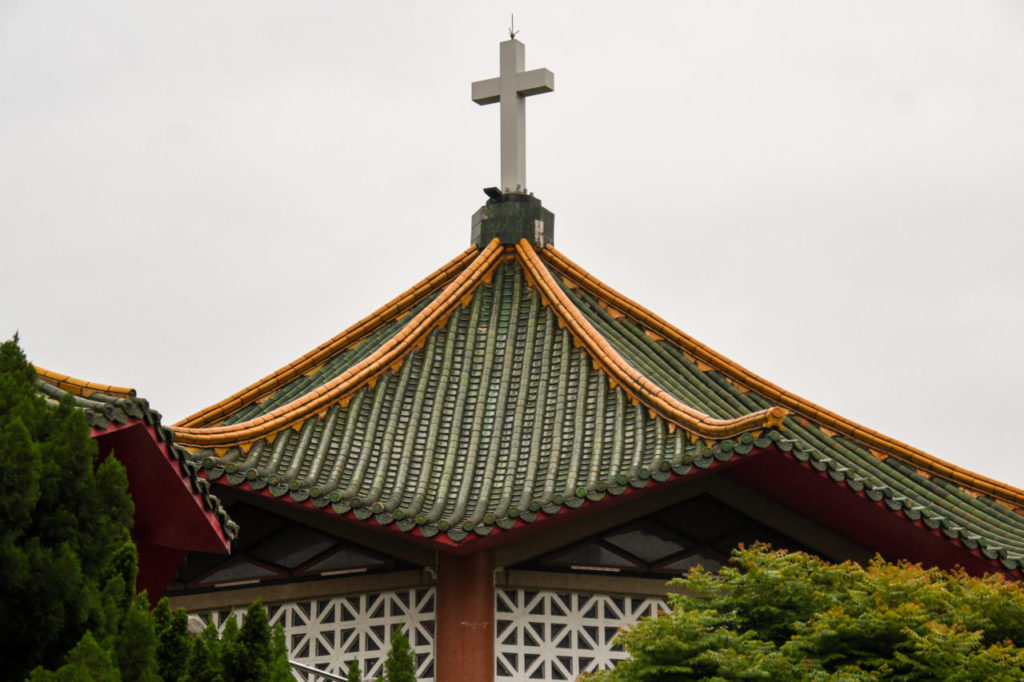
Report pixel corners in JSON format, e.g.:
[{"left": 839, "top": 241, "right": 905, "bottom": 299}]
[
  {"left": 170, "top": 234, "right": 1024, "bottom": 571},
  {"left": 34, "top": 366, "right": 237, "bottom": 551}
]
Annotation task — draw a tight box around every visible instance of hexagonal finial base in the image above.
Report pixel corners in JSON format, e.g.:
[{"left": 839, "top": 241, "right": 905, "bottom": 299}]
[{"left": 471, "top": 191, "right": 554, "bottom": 248}]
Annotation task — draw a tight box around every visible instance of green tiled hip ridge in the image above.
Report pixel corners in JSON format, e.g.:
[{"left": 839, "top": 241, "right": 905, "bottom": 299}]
[
  {"left": 560, "top": 279, "right": 752, "bottom": 420},
  {"left": 550, "top": 266, "right": 1024, "bottom": 554},
  {"left": 196, "top": 260, "right": 699, "bottom": 523},
  {"left": 566, "top": 285, "right": 719, "bottom": 414}
]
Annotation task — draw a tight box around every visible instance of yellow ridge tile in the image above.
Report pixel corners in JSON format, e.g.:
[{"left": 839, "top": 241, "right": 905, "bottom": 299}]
[
  {"left": 540, "top": 245, "right": 1024, "bottom": 508},
  {"left": 172, "top": 241, "right": 504, "bottom": 447},
  {"left": 175, "top": 245, "right": 479, "bottom": 429}
]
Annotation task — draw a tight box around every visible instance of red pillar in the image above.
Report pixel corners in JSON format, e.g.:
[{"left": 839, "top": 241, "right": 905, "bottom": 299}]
[{"left": 435, "top": 550, "right": 494, "bottom": 681}]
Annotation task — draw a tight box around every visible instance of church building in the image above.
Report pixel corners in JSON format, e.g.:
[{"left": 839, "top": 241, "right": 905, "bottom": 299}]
[{"left": 36, "top": 37, "right": 1024, "bottom": 682}]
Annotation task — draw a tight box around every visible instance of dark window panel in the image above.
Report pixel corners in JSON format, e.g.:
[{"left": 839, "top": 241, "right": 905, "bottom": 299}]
[
  {"left": 655, "top": 549, "right": 727, "bottom": 575},
  {"left": 196, "top": 559, "right": 282, "bottom": 586},
  {"left": 227, "top": 503, "right": 289, "bottom": 552},
  {"left": 175, "top": 550, "right": 228, "bottom": 583},
  {"left": 250, "top": 525, "right": 337, "bottom": 568},
  {"left": 710, "top": 525, "right": 809, "bottom": 557},
  {"left": 545, "top": 542, "right": 642, "bottom": 571},
  {"left": 301, "top": 546, "right": 389, "bottom": 575},
  {"left": 657, "top": 494, "right": 752, "bottom": 542},
  {"left": 604, "top": 521, "right": 691, "bottom": 563}
]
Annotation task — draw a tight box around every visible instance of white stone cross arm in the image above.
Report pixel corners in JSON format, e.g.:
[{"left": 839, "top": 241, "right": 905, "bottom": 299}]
[{"left": 472, "top": 39, "right": 554, "bottom": 194}]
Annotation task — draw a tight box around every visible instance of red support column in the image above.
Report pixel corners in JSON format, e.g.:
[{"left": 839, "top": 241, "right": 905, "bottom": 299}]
[{"left": 435, "top": 550, "right": 494, "bottom": 681}]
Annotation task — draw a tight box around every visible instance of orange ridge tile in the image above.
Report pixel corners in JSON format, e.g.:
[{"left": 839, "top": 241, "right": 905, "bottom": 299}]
[
  {"left": 516, "top": 240, "right": 786, "bottom": 439},
  {"left": 175, "top": 246, "right": 479, "bottom": 428},
  {"left": 33, "top": 365, "right": 136, "bottom": 399},
  {"left": 540, "top": 245, "right": 1024, "bottom": 508},
  {"left": 171, "top": 240, "right": 505, "bottom": 448}
]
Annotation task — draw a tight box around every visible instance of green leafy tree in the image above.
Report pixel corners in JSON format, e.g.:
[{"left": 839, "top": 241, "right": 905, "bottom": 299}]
[
  {"left": 383, "top": 626, "right": 416, "bottom": 682},
  {"left": 585, "top": 544, "right": 1024, "bottom": 681}
]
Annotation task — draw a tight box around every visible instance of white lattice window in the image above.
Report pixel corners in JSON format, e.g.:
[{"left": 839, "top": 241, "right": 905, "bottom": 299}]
[
  {"left": 193, "top": 588, "right": 436, "bottom": 681},
  {"left": 495, "top": 589, "right": 668, "bottom": 681}
]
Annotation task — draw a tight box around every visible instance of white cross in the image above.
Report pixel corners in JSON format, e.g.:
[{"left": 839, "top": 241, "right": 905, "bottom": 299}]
[{"left": 472, "top": 39, "right": 554, "bottom": 194}]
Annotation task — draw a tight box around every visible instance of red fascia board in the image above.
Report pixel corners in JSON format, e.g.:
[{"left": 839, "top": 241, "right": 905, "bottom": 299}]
[
  {"left": 209, "top": 446, "right": 1023, "bottom": 578},
  {"left": 93, "top": 421, "right": 230, "bottom": 555},
  {"left": 725, "top": 448, "right": 1018, "bottom": 579}
]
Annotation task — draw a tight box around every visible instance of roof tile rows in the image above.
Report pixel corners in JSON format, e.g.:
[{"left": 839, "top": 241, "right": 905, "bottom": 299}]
[{"left": 168, "top": 241, "right": 1024, "bottom": 568}]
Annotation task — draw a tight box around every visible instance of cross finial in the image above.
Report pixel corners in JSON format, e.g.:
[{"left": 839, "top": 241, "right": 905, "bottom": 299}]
[
  {"left": 509, "top": 14, "right": 518, "bottom": 39},
  {"left": 471, "top": 37, "right": 554, "bottom": 193}
]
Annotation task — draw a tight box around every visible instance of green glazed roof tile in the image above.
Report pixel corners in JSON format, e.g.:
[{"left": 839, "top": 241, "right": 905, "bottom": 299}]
[{"left": 170, "top": 245, "right": 1024, "bottom": 571}]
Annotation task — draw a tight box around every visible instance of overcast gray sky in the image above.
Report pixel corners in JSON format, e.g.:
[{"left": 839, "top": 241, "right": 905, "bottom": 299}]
[{"left": 3, "top": 2, "right": 1023, "bottom": 487}]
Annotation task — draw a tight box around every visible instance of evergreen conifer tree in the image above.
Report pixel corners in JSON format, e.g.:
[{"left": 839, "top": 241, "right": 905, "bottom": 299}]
[
  {"left": 186, "top": 622, "right": 225, "bottom": 682},
  {"left": 28, "top": 632, "right": 121, "bottom": 682},
  {"left": 383, "top": 626, "right": 416, "bottom": 682},
  {"left": 1, "top": 338, "right": 292, "bottom": 680},
  {"left": 267, "top": 624, "right": 293, "bottom": 682},
  {"left": 220, "top": 602, "right": 291, "bottom": 682},
  {"left": 0, "top": 337, "right": 136, "bottom": 679},
  {"left": 154, "top": 597, "right": 193, "bottom": 682},
  {"left": 111, "top": 594, "right": 159, "bottom": 681},
  {"left": 346, "top": 657, "right": 363, "bottom": 682},
  {"left": 222, "top": 601, "right": 269, "bottom": 681}
]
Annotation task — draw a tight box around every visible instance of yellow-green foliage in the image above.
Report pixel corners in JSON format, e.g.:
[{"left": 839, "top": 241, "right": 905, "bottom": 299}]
[{"left": 585, "top": 544, "right": 1024, "bottom": 681}]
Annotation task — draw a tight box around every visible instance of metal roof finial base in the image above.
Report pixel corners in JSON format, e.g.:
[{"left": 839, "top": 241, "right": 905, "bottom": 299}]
[{"left": 471, "top": 189, "right": 554, "bottom": 248}]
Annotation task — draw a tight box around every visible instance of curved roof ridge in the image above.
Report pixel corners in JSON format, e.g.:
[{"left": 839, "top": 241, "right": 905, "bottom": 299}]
[
  {"left": 516, "top": 240, "right": 786, "bottom": 439},
  {"left": 172, "top": 239, "right": 505, "bottom": 447},
  {"left": 33, "top": 365, "right": 136, "bottom": 399},
  {"left": 541, "top": 245, "right": 1024, "bottom": 507},
  {"left": 176, "top": 245, "right": 480, "bottom": 428}
]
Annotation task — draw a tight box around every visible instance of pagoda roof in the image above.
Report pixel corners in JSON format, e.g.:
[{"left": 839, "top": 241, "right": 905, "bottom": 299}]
[
  {"left": 171, "top": 239, "right": 1024, "bottom": 571},
  {"left": 34, "top": 367, "right": 238, "bottom": 552}
]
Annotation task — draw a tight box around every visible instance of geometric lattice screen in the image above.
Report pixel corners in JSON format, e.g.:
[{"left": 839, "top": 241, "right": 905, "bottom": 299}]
[
  {"left": 495, "top": 589, "right": 668, "bottom": 681},
  {"left": 192, "top": 588, "right": 436, "bottom": 681}
]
